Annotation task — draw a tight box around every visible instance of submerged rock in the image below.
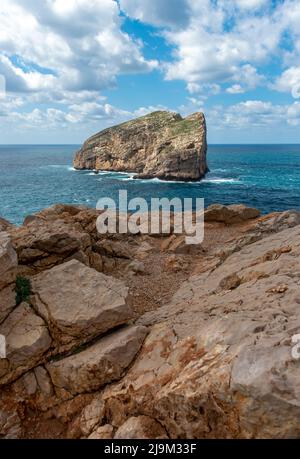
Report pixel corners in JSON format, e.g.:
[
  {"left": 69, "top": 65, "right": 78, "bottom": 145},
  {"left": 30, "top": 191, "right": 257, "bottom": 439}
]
[{"left": 73, "top": 111, "right": 208, "bottom": 182}]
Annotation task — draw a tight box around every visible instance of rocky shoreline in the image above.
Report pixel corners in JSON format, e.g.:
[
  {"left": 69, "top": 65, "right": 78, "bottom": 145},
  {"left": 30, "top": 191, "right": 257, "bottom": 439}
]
[
  {"left": 1, "top": 203, "right": 300, "bottom": 439},
  {"left": 73, "top": 111, "right": 208, "bottom": 182}
]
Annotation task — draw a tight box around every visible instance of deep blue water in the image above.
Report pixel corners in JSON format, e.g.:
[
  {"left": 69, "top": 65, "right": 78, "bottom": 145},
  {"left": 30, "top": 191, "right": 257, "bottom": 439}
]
[{"left": 0, "top": 144, "right": 300, "bottom": 225}]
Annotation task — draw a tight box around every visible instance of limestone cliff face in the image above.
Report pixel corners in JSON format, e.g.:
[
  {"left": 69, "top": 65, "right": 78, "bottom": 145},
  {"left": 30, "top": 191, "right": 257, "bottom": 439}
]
[{"left": 73, "top": 111, "right": 208, "bottom": 181}]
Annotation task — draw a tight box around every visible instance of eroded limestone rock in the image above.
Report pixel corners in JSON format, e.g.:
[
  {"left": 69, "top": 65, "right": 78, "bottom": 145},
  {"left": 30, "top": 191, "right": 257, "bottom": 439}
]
[
  {"left": 100, "top": 225, "right": 300, "bottom": 439},
  {"left": 31, "top": 260, "right": 131, "bottom": 346},
  {"left": 46, "top": 325, "right": 148, "bottom": 395},
  {"left": 74, "top": 111, "right": 208, "bottom": 182},
  {"left": 114, "top": 416, "right": 168, "bottom": 439},
  {"left": 0, "top": 302, "right": 52, "bottom": 385},
  {"left": 204, "top": 204, "right": 260, "bottom": 224}
]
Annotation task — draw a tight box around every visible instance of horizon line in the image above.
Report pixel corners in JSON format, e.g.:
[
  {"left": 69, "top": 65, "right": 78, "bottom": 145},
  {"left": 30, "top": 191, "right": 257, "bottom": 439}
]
[{"left": 1, "top": 143, "right": 300, "bottom": 147}]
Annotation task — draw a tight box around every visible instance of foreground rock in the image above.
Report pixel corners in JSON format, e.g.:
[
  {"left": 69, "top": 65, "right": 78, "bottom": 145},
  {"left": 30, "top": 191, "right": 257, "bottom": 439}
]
[
  {"left": 204, "top": 204, "right": 260, "bottom": 224},
  {"left": 0, "top": 217, "right": 15, "bottom": 232},
  {"left": 0, "top": 232, "right": 17, "bottom": 323},
  {"left": 0, "top": 232, "right": 17, "bottom": 291},
  {"left": 1, "top": 204, "right": 300, "bottom": 439},
  {"left": 9, "top": 212, "right": 92, "bottom": 275},
  {"left": 31, "top": 260, "right": 131, "bottom": 347},
  {"left": 73, "top": 111, "right": 208, "bottom": 181},
  {"left": 114, "top": 416, "right": 168, "bottom": 439},
  {"left": 0, "top": 303, "right": 51, "bottom": 384},
  {"left": 100, "top": 224, "right": 300, "bottom": 439},
  {"left": 46, "top": 325, "right": 147, "bottom": 395}
]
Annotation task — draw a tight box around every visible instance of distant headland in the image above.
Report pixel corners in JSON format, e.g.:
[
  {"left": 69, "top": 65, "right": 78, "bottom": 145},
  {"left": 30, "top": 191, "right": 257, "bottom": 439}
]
[{"left": 73, "top": 111, "right": 208, "bottom": 182}]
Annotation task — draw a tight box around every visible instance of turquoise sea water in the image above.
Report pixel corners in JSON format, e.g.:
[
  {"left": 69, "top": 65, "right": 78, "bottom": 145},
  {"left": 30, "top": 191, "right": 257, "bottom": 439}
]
[{"left": 1, "top": 144, "right": 300, "bottom": 225}]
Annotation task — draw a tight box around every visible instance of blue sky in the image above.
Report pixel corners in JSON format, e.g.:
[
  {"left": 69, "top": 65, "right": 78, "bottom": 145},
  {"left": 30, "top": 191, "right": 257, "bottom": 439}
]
[{"left": 0, "top": 0, "right": 300, "bottom": 144}]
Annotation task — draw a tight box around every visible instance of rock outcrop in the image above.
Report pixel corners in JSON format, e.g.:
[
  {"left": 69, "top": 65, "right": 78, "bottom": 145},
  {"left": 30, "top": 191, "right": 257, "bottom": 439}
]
[
  {"left": 73, "top": 111, "right": 208, "bottom": 181},
  {"left": 46, "top": 325, "right": 147, "bottom": 396},
  {"left": 1, "top": 204, "right": 300, "bottom": 439},
  {"left": 204, "top": 204, "right": 260, "bottom": 224},
  {"left": 102, "top": 223, "right": 300, "bottom": 439},
  {"left": 0, "top": 302, "right": 52, "bottom": 383},
  {"left": 31, "top": 260, "right": 131, "bottom": 347},
  {"left": 0, "top": 232, "right": 18, "bottom": 323}
]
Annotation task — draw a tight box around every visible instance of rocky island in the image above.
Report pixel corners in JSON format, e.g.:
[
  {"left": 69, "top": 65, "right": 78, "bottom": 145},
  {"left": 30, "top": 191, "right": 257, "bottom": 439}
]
[
  {"left": 1, "top": 203, "right": 300, "bottom": 439},
  {"left": 73, "top": 111, "right": 208, "bottom": 181}
]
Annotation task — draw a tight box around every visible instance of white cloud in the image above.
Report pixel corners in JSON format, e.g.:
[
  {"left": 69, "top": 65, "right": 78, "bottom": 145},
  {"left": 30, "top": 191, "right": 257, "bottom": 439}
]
[
  {"left": 227, "top": 84, "right": 245, "bottom": 94},
  {"left": 0, "top": 0, "right": 158, "bottom": 96},
  {"left": 121, "top": 0, "right": 300, "bottom": 100},
  {"left": 287, "top": 102, "right": 300, "bottom": 125},
  {"left": 206, "top": 99, "right": 300, "bottom": 130},
  {"left": 274, "top": 67, "right": 300, "bottom": 99},
  {"left": 119, "top": 0, "right": 191, "bottom": 28},
  {"left": 163, "top": 2, "right": 282, "bottom": 91},
  {"left": 234, "top": 0, "right": 268, "bottom": 10},
  {"left": 1, "top": 0, "right": 300, "bottom": 139}
]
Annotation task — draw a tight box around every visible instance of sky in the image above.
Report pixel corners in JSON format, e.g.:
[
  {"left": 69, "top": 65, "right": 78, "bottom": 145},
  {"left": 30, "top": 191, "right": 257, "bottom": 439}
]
[{"left": 1, "top": 0, "right": 300, "bottom": 144}]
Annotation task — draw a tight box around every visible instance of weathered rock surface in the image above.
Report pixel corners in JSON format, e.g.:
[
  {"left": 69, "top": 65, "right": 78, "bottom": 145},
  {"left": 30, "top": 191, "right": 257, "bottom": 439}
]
[
  {"left": 100, "top": 224, "right": 300, "bottom": 439},
  {"left": 114, "top": 416, "right": 168, "bottom": 439},
  {"left": 1, "top": 204, "right": 300, "bottom": 439},
  {"left": 204, "top": 204, "right": 260, "bottom": 224},
  {"left": 46, "top": 325, "right": 148, "bottom": 395},
  {"left": 9, "top": 214, "right": 91, "bottom": 275},
  {"left": 0, "top": 302, "right": 52, "bottom": 384},
  {"left": 0, "top": 286, "right": 16, "bottom": 325},
  {"left": 31, "top": 260, "right": 131, "bottom": 346},
  {"left": 0, "top": 232, "right": 17, "bottom": 291},
  {"left": 0, "top": 217, "right": 15, "bottom": 232},
  {"left": 68, "top": 395, "right": 105, "bottom": 438},
  {"left": 0, "top": 406, "right": 22, "bottom": 439},
  {"left": 73, "top": 111, "right": 208, "bottom": 181},
  {"left": 0, "top": 233, "right": 18, "bottom": 323},
  {"left": 88, "top": 424, "right": 114, "bottom": 439}
]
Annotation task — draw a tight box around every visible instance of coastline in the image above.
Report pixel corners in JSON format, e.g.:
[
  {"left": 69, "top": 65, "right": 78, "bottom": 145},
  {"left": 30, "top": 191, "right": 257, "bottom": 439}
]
[{"left": 1, "top": 202, "right": 300, "bottom": 438}]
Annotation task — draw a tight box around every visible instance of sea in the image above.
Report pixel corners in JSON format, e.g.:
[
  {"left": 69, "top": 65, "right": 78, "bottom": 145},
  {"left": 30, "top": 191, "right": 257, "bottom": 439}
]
[{"left": 1, "top": 144, "right": 300, "bottom": 225}]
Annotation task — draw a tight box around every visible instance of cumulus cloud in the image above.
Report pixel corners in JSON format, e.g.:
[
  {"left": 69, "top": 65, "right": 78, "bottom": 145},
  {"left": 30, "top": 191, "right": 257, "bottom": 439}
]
[
  {"left": 274, "top": 67, "right": 300, "bottom": 99},
  {"left": 0, "top": 0, "right": 158, "bottom": 96},
  {"left": 205, "top": 99, "right": 300, "bottom": 130},
  {"left": 1, "top": 0, "right": 300, "bottom": 139},
  {"left": 287, "top": 102, "right": 300, "bottom": 125},
  {"left": 119, "top": 0, "right": 191, "bottom": 28},
  {"left": 121, "top": 0, "right": 300, "bottom": 100},
  {"left": 227, "top": 85, "right": 245, "bottom": 94},
  {"left": 234, "top": 0, "right": 268, "bottom": 10},
  {"left": 162, "top": 1, "right": 283, "bottom": 91}
]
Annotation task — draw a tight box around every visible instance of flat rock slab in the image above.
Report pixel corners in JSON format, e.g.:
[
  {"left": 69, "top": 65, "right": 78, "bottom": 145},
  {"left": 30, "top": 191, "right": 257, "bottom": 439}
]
[
  {"left": 0, "top": 302, "right": 52, "bottom": 384},
  {"left": 31, "top": 260, "right": 132, "bottom": 345},
  {"left": 46, "top": 325, "right": 148, "bottom": 395}
]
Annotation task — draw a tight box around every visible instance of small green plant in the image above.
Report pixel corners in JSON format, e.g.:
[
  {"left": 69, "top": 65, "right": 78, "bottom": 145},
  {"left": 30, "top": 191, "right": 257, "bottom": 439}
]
[{"left": 15, "top": 276, "right": 32, "bottom": 305}]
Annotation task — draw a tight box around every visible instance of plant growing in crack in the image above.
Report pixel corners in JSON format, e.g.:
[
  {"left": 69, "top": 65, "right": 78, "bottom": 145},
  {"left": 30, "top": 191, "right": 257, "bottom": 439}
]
[{"left": 15, "top": 276, "right": 32, "bottom": 305}]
